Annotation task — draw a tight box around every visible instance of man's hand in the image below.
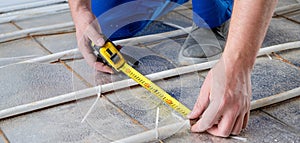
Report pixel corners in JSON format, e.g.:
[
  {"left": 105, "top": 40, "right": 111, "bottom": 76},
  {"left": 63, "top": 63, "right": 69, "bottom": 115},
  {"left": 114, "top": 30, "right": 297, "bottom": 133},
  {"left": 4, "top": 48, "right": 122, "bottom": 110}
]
[
  {"left": 188, "top": 57, "right": 251, "bottom": 137},
  {"left": 187, "top": 0, "right": 277, "bottom": 137},
  {"left": 69, "top": 0, "right": 113, "bottom": 73}
]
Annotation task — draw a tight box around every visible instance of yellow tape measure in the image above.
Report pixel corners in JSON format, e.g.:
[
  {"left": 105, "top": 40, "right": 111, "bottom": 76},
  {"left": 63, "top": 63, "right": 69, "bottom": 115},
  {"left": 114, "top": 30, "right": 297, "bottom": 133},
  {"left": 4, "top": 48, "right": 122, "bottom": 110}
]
[{"left": 92, "top": 40, "right": 191, "bottom": 117}]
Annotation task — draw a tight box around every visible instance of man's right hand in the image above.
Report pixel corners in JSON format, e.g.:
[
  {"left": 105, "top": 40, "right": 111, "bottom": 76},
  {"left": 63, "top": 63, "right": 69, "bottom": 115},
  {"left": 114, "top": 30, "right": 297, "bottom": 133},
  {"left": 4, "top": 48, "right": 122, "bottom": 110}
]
[{"left": 69, "top": 1, "right": 113, "bottom": 73}]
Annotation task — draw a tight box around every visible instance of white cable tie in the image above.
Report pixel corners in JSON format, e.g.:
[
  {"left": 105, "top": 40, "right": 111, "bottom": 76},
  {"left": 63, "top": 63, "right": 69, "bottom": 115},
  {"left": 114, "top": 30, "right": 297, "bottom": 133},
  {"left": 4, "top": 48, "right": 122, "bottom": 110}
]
[
  {"left": 81, "top": 85, "right": 102, "bottom": 123},
  {"left": 155, "top": 107, "right": 160, "bottom": 140},
  {"left": 266, "top": 54, "right": 273, "bottom": 60},
  {"left": 230, "top": 136, "right": 247, "bottom": 142}
]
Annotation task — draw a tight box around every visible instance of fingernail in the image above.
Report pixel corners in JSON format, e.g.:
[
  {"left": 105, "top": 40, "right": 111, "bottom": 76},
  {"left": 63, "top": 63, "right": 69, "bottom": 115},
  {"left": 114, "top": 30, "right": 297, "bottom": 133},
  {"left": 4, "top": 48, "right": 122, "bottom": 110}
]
[{"left": 96, "top": 38, "right": 105, "bottom": 46}]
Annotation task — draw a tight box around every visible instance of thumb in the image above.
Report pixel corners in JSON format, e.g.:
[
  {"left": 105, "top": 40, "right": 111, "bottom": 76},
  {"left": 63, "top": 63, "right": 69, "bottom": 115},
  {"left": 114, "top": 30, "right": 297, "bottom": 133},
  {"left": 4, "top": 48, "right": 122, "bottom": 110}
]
[{"left": 86, "top": 22, "right": 105, "bottom": 46}]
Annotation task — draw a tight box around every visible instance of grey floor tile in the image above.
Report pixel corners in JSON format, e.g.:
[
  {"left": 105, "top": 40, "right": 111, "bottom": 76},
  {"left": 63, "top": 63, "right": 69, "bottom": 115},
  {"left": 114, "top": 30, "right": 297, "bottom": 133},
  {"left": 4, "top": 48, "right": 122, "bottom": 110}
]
[
  {"left": 0, "top": 63, "right": 87, "bottom": 110},
  {"left": 15, "top": 12, "right": 72, "bottom": 29},
  {"left": 0, "top": 23, "right": 18, "bottom": 34},
  {"left": 240, "top": 111, "right": 300, "bottom": 142},
  {"left": 0, "top": 39, "right": 47, "bottom": 58},
  {"left": 0, "top": 97, "right": 146, "bottom": 143},
  {"left": 251, "top": 57, "right": 300, "bottom": 100},
  {"left": 276, "top": 0, "right": 299, "bottom": 8},
  {"left": 263, "top": 18, "right": 300, "bottom": 47},
  {"left": 262, "top": 97, "right": 300, "bottom": 131},
  {"left": 67, "top": 59, "right": 116, "bottom": 86},
  {"left": 286, "top": 10, "right": 300, "bottom": 25},
  {"left": 68, "top": 58, "right": 139, "bottom": 88},
  {"left": 36, "top": 33, "right": 77, "bottom": 53}
]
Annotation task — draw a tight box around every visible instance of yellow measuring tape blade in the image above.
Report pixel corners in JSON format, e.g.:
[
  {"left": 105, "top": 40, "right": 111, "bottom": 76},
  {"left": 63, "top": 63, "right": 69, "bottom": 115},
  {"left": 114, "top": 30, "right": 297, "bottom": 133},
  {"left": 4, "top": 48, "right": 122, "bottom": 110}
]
[{"left": 120, "top": 63, "right": 191, "bottom": 117}]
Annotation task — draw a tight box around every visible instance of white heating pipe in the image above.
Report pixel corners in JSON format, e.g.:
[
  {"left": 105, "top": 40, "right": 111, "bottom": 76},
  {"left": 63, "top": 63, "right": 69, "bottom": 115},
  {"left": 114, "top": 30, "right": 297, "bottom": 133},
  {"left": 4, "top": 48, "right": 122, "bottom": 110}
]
[
  {"left": 257, "top": 41, "right": 300, "bottom": 56},
  {"left": 0, "top": 22, "right": 74, "bottom": 43},
  {"left": 0, "top": 0, "right": 66, "bottom": 13},
  {"left": 274, "top": 3, "right": 300, "bottom": 15},
  {"left": 112, "top": 120, "right": 191, "bottom": 143},
  {"left": 0, "top": 3, "right": 69, "bottom": 24},
  {"left": 16, "top": 31, "right": 300, "bottom": 65},
  {"left": 112, "top": 87, "right": 300, "bottom": 143}
]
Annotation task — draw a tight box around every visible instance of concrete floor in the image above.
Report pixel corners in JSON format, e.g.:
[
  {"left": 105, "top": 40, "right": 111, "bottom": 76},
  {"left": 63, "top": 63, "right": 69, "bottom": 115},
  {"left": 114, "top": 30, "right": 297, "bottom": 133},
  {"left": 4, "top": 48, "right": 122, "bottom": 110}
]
[{"left": 0, "top": 0, "right": 300, "bottom": 142}]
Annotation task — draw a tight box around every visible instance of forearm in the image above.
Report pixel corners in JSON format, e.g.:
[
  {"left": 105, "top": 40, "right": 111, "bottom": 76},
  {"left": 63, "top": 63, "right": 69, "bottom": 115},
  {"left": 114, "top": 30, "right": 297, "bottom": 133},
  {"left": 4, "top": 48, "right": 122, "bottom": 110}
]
[
  {"left": 223, "top": 0, "right": 277, "bottom": 71},
  {"left": 69, "top": 0, "right": 91, "bottom": 12},
  {"left": 68, "top": 0, "right": 92, "bottom": 24}
]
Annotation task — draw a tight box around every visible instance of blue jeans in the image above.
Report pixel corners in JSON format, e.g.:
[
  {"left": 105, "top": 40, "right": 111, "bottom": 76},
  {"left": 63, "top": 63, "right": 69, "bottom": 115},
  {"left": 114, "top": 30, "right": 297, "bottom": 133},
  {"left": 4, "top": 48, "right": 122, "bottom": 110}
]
[
  {"left": 192, "top": 0, "right": 233, "bottom": 28},
  {"left": 91, "top": 0, "right": 232, "bottom": 40}
]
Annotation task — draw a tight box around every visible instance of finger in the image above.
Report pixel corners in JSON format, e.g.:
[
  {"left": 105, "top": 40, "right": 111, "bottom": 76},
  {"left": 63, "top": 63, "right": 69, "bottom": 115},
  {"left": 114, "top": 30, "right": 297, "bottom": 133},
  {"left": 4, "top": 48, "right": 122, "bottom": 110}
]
[
  {"left": 242, "top": 111, "right": 249, "bottom": 129},
  {"left": 191, "top": 100, "right": 223, "bottom": 132},
  {"left": 94, "top": 62, "right": 114, "bottom": 74},
  {"left": 187, "top": 72, "right": 212, "bottom": 119},
  {"left": 206, "top": 111, "right": 238, "bottom": 137},
  {"left": 231, "top": 114, "right": 244, "bottom": 135},
  {"left": 86, "top": 22, "right": 105, "bottom": 46},
  {"left": 79, "top": 40, "right": 97, "bottom": 66},
  {"left": 79, "top": 40, "right": 113, "bottom": 73}
]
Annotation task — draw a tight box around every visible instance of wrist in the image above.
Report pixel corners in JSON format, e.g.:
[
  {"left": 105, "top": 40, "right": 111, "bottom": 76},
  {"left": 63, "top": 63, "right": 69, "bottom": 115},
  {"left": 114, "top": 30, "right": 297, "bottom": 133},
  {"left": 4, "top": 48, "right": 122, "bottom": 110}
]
[{"left": 222, "top": 48, "right": 255, "bottom": 74}]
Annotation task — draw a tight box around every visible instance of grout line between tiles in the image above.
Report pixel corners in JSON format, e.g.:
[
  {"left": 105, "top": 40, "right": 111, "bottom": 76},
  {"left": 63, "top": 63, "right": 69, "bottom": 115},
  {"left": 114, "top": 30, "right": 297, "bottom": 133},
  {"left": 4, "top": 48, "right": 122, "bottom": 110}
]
[
  {"left": 275, "top": 14, "right": 300, "bottom": 25},
  {"left": 10, "top": 21, "right": 53, "bottom": 54},
  {"left": 0, "top": 128, "right": 10, "bottom": 143},
  {"left": 272, "top": 52, "right": 300, "bottom": 69},
  {"left": 260, "top": 109, "right": 300, "bottom": 136},
  {"left": 31, "top": 37, "right": 54, "bottom": 54},
  {"left": 9, "top": 21, "right": 22, "bottom": 30}
]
